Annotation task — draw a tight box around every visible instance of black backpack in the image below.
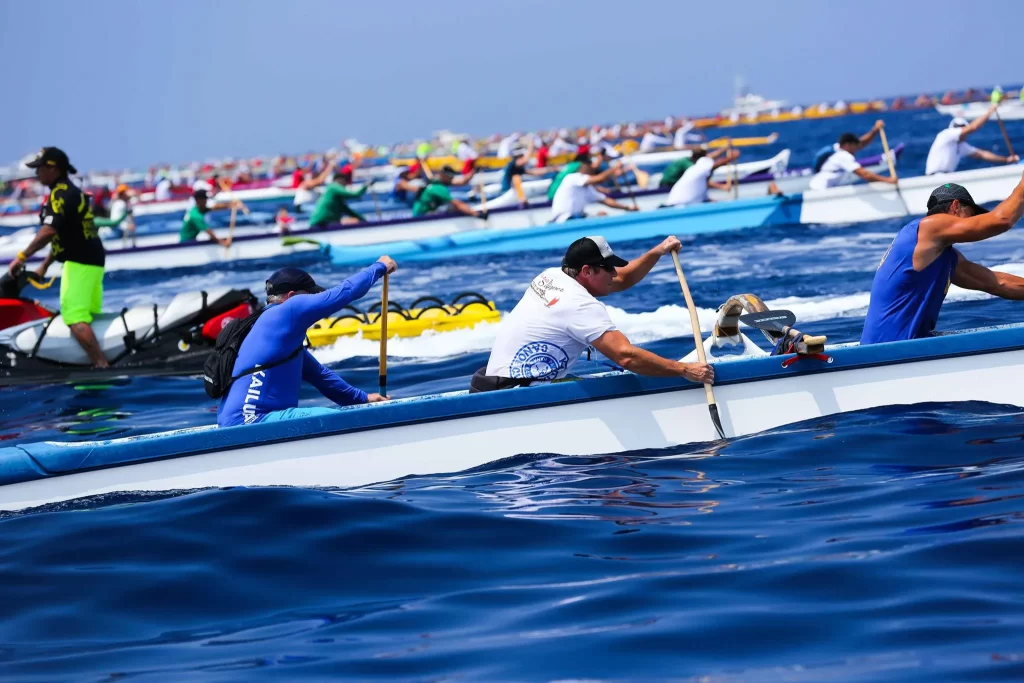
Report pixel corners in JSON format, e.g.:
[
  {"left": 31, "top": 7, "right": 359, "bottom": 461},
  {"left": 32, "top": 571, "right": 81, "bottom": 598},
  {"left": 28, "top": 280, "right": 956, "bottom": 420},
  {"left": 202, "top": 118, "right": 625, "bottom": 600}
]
[{"left": 202, "top": 308, "right": 303, "bottom": 399}]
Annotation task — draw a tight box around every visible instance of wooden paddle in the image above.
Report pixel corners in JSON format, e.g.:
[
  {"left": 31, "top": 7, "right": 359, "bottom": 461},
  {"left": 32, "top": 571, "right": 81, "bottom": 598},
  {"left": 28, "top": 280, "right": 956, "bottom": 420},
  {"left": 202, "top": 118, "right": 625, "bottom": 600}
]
[
  {"left": 729, "top": 140, "right": 739, "bottom": 200},
  {"left": 995, "top": 107, "right": 1016, "bottom": 159},
  {"left": 478, "top": 180, "right": 489, "bottom": 220},
  {"left": 878, "top": 125, "right": 911, "bottom": 216},
  {"left": 218, "top": 178, "right": 250, "bottom": 215},
  {"left": 226, "top": 203, "right": 237, "bottom": 249},
  {"left": 630, "top": 164, "right": 650, "bottom": 190},
  {"left": 379, "top": 272, "right": 389, "bottom": 397},
  {"left": 670, "top": 250, "right": 725, "bottom": 440},
  {"left": 368, "top": 183, "right": 382, "bottom": 220}
]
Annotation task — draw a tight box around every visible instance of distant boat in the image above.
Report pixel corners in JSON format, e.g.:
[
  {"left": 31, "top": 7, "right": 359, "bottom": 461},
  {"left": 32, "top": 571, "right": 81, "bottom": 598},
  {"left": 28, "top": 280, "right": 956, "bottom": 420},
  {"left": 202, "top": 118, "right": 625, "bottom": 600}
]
[
  {"left": 720, "top": 76, "right": 787, "bottom": 119},
  {"left": 936, "top": 100, "right": 1024, "bottom": 121}
]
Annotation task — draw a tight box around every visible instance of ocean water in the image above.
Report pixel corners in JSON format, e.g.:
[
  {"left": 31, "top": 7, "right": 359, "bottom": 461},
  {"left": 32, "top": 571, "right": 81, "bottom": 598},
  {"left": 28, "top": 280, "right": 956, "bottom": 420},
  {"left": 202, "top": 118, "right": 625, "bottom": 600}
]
[
  {"left": 2, "top": 403, "right": 1023, "bottom": 680},
  {"left": 2, "top": 110, "right": 1024, "bottom": 679}
]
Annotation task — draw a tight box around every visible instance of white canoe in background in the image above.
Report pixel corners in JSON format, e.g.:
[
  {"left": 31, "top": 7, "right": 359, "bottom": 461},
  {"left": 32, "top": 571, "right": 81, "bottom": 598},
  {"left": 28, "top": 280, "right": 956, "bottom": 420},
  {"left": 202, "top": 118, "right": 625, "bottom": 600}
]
[
  {"left": 936, "top": 100, "right": 1024, "bottom": 121},
  {"left": 0, "top": 323, "right": 1022, "bottom": 512},
  {"left": 5, "top": 159, "right": 1018, "bottom": 276},
  {"left": 798, "top": 161, "right": 1024, "bottom": 225}
]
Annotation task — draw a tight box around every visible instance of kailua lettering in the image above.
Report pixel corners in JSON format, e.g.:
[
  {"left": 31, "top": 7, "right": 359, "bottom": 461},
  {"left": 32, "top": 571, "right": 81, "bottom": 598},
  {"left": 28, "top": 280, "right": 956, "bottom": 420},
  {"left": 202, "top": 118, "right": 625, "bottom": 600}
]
[{"left": 241, "top": 371, "right": 266, "bottom": 424}]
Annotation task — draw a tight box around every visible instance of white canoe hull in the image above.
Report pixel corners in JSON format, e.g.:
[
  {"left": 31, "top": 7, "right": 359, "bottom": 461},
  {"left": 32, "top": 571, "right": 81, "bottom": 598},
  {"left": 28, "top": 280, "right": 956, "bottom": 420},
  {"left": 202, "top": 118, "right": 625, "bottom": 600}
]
[
  {"left": 0, "top": 324, "right": 1022, "bottom": 511},
  {"left": 799, "top": 162, "right": 1023, "bottom": 225}
]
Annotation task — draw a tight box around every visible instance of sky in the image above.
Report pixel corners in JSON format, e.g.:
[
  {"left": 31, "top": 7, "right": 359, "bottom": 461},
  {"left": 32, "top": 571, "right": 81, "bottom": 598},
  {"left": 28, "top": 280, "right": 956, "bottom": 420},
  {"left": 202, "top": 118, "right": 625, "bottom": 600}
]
[{"left": 2, "top": 0, "right": 1021, "bottom": 170}]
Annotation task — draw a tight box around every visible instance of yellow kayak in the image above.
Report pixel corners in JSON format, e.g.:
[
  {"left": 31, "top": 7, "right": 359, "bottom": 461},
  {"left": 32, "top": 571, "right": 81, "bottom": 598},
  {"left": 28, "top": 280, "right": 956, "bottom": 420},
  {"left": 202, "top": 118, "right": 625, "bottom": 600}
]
[{"left": 306, "top": 293, "right": 500, "bottom": 346}]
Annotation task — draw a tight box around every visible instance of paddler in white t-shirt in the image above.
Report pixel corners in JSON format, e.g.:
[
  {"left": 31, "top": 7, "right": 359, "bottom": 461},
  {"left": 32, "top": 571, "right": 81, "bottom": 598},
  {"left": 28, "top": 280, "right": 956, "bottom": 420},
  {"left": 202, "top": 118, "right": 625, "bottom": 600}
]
[
  {"left": 549, "top": 161, "right": 637, "bottom": 223},
  {"left": 471, "top": 235, "right": 715, "bottom": 392},
  {"left": 925, "top": 100, "right": 1019, "bottom": 175},
  {"left": 664, "top": 148, "right": 740, "bottom": 207},
  {"left": 808, "top": 121, "right": 897, "bottom": 190}
]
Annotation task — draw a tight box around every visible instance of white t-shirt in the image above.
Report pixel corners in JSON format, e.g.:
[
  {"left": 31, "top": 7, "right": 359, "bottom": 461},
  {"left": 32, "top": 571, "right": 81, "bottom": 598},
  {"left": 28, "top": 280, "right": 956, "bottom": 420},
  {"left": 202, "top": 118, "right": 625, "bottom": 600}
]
[
  {"left": 109, "top": 198, "right": 132, "bottom": 225},
  {"left": 666, "top": 156, "right": 715, "bottom": 206},
  {"left": 551, "top": 172, "right": 603, "bottom": 221},
  {"left": 456, "top": 141, "right": 478, "bottom": 161},
  {"left": 154, "top": 178, "right": 173, "bottom": 201},
  {"left": 639, "top": 132, "right": 671, "bottom": 153},
  {"left": 673, "top": 121, "right": 696, "bottom": 148},
  {"left": 548, "top": 138, "right": 576, "bottom": 157},
  {"left": 808, "top": 147, "right": 861, "bottom": 190},
  {"left": 293, "top": 186, "right": 318, "bottom": 207},
  {"left": 497, "top": 135, "right": 518, "bottom": 159},
  {"left": 925, "top": 128, "right": 978, "bottom": 175},
  {"left": 486, "top": 267, "right": 617, "bottom": 381}
]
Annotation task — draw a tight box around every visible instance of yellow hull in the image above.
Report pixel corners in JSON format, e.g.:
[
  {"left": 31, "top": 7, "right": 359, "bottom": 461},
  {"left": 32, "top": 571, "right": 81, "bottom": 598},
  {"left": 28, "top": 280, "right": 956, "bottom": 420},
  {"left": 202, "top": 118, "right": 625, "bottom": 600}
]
[{"left": 307, "top": 299, "right": 500, "bottom": 346}]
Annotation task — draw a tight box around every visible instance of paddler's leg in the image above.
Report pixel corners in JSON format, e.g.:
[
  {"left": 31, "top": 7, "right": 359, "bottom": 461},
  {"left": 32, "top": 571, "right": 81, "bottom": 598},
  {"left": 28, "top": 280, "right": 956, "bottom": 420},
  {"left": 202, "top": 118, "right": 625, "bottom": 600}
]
[
  {"left": 262, "top": 406, "right": 339, "bottom": 422},
  {"left": 61, "top": 261, "right": 108, "bottom": 368}
]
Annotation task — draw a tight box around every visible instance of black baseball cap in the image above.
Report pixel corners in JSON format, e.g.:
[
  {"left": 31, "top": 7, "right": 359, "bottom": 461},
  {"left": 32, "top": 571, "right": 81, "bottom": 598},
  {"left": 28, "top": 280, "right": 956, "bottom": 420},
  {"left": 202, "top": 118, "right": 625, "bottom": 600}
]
[
  {"left": 927, "top": 182, "right": 989, "bottom": 215},
  {"left": 25, "top": 147, "right": 77, "bottom": 175},
  {"left": 193, "top": 189, "right": 208, "bottom": 200},
  {"left": 563, "top": 236, "right": 629, "bottom": 270},
  {"left": 266, "top": 267, "right": 325, "bottom": 296}
]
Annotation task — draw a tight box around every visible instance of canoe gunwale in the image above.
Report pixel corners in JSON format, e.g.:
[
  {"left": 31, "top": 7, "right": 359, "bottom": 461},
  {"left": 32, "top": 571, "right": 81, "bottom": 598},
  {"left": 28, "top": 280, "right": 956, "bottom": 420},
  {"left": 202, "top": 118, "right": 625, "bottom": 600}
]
[{"left": 2, "top": 323, "right": 1023, "bottom": 488}]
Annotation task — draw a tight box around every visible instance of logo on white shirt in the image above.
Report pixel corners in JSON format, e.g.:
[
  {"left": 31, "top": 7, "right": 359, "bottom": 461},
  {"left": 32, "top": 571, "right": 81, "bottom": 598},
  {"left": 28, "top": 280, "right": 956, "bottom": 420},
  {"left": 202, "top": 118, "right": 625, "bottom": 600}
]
[{"left": 509, "top": 342, "right": 569, "bottom": 380}]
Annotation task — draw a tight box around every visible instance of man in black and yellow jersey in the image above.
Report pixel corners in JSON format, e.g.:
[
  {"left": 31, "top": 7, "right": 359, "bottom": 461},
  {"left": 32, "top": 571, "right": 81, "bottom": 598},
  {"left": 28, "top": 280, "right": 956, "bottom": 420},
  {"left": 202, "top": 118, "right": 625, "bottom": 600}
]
[{"left": 8, "top": 147, "right": 109, "bottom": 367}]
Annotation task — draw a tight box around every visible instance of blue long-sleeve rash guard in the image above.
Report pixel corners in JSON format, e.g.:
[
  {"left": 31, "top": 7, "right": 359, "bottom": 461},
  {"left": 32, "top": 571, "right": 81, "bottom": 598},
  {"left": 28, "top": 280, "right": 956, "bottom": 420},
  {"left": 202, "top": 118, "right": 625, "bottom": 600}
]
[{"left": 218, "top": 262, "right": 387, "bottom": 427}]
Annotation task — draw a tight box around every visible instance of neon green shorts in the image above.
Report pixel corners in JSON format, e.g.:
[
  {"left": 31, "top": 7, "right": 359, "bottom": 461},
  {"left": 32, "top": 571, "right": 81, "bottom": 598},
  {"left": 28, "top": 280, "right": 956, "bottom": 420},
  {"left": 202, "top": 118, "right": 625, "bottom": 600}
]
[{"left": 60, "top": 261, "right": 104, "bottom": 325}]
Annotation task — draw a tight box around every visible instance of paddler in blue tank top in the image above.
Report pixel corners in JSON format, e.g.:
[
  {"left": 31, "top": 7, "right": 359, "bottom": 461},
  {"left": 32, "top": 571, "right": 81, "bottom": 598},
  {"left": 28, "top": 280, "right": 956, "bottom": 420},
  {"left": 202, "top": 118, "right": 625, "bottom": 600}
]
[
  {"left": 861, "top": 176, "right": 1024, "bottom": 344},
  {"left": 390, "top": 161, "right": 424, "bottom": 207}
]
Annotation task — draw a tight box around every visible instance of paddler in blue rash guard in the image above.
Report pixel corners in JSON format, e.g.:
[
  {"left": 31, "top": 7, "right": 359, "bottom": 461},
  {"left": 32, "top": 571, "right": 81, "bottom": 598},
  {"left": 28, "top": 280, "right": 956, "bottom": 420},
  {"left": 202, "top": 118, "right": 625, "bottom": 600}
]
[
  {"left": 217, "top": 259, "right": 395, "bottom": 427},
  {"left": 860, "top": 175, "right": 1024, "bottom": 345}
]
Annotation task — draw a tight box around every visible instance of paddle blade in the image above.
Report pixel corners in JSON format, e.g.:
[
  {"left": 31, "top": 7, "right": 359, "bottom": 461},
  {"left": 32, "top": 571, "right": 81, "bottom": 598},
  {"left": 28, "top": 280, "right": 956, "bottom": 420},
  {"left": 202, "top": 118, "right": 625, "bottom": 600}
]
[
  {"left": 282, "top": 237, "right": 325, "bottom": 247},
  {"left": 739, "top": 310, "right": 796, "bottom": 333},
  {"left": 633, "top": 166, "right": 650, "bottom": 189},
  {"left": 708, "top": 404, "right": 725, "bottom": 439}
]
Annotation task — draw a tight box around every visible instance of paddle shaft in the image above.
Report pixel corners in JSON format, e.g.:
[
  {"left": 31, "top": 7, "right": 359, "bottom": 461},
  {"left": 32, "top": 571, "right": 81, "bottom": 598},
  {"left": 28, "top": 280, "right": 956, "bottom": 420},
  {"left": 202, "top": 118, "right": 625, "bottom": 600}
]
[
  {"left": 878, "top": 126, "right": 911, "bottom": 216},
  {"left": 379, "top": 273, "right": 389, "bottom": 396},
  {"left": 670, "top": 251, "right": 725, "bottom": 439},
  {"left": 369, "top": 185, "right": 382, "bottom": 220},
  {"left": 729, "top": 141, "right": 739, "bottom": 199},
  {"left": 879, "top": 127, "right": 898, "bottom": 180},
  {"left": 226, "top": 203, "right": 237, "bottom": 249},
  {"left": 995, "top": 108, "right": 1016, "bottom": 158}
]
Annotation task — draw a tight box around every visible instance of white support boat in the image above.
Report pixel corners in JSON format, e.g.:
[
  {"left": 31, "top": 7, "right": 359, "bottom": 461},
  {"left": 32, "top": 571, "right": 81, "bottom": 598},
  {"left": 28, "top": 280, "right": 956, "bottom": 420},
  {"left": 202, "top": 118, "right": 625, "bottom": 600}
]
[
  {"left": 936, "top": 100, "right": 1024, "bottom": 121},
  {"left": 1, "top": 321, "right": 1021, "bottom": 512}
]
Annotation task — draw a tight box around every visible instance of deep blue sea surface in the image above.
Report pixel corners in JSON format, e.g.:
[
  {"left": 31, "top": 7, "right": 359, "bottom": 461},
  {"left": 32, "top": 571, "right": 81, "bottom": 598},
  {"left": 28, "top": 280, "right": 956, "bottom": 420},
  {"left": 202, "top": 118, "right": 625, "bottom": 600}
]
[{"left": 2, "top": 110, "right": 1024, "bottom": 679}]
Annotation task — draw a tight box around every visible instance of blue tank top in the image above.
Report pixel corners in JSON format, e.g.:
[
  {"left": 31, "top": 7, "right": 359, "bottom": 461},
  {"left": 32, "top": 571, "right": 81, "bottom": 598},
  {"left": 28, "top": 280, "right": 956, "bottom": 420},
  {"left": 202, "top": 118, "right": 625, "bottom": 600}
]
[
  {"left": 390, "top": 176, "right": 411, "bottom": 205},
  {"left": 860, "top": 218, "right": 959, "bottom": 344}
]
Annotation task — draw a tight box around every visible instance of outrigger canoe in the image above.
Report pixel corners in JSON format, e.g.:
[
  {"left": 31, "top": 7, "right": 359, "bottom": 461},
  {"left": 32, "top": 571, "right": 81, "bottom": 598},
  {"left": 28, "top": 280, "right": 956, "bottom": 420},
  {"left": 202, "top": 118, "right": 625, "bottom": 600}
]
[{"left": 0, "top": 318, "right": 1021, "bottom": 512}]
